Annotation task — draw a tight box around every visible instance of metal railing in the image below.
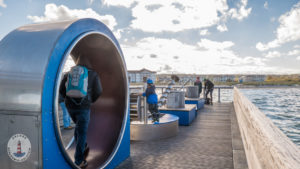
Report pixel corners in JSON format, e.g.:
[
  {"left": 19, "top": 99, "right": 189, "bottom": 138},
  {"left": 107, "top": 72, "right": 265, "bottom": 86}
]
[
  {"left": 213, "top": 86, "right": 234, "bottom": 103},
  {"left": 129, "top": 85, "right": 234, "bottom": 123},
  {"left": 130, "top": 85, "right": 234, "bottom": 102}
]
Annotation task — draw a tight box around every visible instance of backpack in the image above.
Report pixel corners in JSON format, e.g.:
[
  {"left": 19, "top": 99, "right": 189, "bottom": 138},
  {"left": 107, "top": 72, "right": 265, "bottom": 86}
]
[
  {"left": 205, "top": 98, "right": 211, "bottom": 105},
  {"left": 66, "top": 66, "right": 89, "bottom": 102}
]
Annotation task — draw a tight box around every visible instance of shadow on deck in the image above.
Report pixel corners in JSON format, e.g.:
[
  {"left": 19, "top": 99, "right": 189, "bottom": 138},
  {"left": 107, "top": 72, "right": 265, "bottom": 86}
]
[{"left": 116, "top": 103, "right": 248, "bottom": 169}]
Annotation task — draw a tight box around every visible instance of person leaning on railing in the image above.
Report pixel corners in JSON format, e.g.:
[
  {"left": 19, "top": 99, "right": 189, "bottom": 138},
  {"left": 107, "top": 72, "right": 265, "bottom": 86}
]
[{"left": 204, "top": 78, "right": 214, "bottom": 104}]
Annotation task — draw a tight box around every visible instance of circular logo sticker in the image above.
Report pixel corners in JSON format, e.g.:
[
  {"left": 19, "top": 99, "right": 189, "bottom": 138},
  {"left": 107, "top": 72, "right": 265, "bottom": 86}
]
[{"left": 7, "top": 134, "right": 31, "bottom": 162}]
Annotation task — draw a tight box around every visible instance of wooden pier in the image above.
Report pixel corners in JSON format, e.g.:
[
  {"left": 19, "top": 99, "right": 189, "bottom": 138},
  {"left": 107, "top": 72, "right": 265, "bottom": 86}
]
[
  {"left": 59, "top": 87, "right": 300, "bottom": 169},
  {"left": 116, "top": 103, "right": 248, "bottom": 169}
]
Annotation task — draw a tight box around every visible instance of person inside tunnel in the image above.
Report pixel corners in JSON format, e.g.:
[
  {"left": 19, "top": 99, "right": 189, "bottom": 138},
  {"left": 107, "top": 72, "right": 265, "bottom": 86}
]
[{"left": 59, "top": 55, "right": 103, "bottom": 168}]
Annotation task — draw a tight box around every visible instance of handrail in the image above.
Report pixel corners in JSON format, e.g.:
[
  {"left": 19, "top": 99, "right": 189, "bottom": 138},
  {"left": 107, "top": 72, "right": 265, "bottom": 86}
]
[
  {"left": 130, "top": 85, "right": 234, "bottom": 103},
  {"left": 233, "top": 87, "right": 300, "bottom": 169}
]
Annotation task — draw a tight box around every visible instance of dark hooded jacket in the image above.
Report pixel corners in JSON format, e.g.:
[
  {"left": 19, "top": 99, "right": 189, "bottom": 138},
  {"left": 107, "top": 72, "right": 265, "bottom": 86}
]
[
  {"left": 204, "top": 80, "right": 214, "bottom": 90},
  {"left": 59, "top": 68, "right": 102, "bottom": 109}
]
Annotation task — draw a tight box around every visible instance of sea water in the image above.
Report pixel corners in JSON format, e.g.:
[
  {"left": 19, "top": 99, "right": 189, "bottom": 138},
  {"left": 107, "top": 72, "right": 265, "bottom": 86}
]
[
  {"left": 145, "top": 86, "right": 300, "bottom": 146},
  {"left": 240, "top": 88, "right": 300, "bottom": 147}
]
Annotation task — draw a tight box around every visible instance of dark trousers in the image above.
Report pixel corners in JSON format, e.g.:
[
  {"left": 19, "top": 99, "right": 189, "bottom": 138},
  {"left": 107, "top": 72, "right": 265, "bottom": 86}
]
[
  {"left": 68, "top": 108, "right": 90, "bottom": 165},
  {"left": 198, "top": 87, "right": 202, "bottom": 97},
  {"left": 205, "top": 88, "right": 214, "bottom": 102},
  {"left": 148, "top": 104, "right": 159, "bottom": 122}
]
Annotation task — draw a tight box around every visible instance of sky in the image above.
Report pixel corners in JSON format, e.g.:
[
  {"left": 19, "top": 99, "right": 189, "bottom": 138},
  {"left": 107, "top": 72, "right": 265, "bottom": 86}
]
[{"left": 0, "top": 0, "right": 300, "bottom": 74}]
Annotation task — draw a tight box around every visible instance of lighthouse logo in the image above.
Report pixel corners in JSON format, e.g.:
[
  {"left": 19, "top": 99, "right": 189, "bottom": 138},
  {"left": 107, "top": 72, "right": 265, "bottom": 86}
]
[{"left": 7, "top": 134, "right": 31, "bottom": 162}]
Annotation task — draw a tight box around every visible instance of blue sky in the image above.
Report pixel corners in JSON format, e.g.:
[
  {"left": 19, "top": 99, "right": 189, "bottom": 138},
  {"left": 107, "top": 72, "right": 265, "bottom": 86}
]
[{"left": 1, "top": 0, "right": 300, "bottom": 74}]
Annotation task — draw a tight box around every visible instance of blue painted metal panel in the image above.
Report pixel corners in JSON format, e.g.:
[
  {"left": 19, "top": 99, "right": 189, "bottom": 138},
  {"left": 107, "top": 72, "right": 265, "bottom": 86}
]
[
  {"left": 105, "top": 108, "right": 130, "bottom": 169},
  {"left": 159, "top": 107, "right": 196, "bottom": 126},
  {"left": 185, "top": 99, "right": 205, "bottom": 110},
  {"left": 42, "top": 19, "right": 105, "bottom": 169},
  {"left": 41, "top": 19, "right": 129, "bottom": 169},
  {"left": 185, "top": 99, "right": 205, "bottom": 116},
  {"left": 198, "top": 99, "right": 205, "bottom": 110}
]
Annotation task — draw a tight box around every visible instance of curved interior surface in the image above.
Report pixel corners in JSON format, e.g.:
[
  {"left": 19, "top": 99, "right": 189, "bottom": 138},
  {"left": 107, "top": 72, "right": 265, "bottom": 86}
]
[{"left": 63, "top": 33, "right": 127, "bottom": 169}]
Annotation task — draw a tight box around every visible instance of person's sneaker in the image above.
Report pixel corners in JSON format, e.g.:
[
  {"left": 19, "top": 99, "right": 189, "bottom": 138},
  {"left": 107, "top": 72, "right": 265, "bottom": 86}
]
[
  {"left": 78, "top": 160, "right": 88, "bottom": 168},
  {"left": 64, "top": 126, "right": 74, "bottom": 130}
]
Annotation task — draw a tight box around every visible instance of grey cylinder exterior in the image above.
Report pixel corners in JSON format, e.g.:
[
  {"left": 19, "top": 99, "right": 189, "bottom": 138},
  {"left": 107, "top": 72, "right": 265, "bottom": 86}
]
[
  {"left": 130, "top": 120, "right": 178, "bottom": 141},
  {"left": 0, "top": 19, "right": 129, "bottom": 169},
  {"left": 167, "top": 91, "right": 185, "bottom": 108},
  {"left": 185, "top": 86, "right": 199, "bottom": 98}
]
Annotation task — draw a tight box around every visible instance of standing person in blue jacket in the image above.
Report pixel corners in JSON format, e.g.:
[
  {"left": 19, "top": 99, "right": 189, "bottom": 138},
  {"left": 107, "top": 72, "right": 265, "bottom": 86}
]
[{"left": 143, "top": 79, "right": 159, "bottom": 123}]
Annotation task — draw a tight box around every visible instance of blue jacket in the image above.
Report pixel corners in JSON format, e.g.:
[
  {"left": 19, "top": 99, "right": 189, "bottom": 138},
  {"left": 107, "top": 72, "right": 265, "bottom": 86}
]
[{"left": 143, "top": 85, "right": 158, "bottom": 104}]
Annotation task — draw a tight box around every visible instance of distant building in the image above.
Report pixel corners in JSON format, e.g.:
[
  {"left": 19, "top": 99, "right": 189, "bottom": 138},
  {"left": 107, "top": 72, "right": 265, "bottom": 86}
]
[
  {"left": 156, "top": 74, "right": 267, "bottom": 83},
  {"left": 157, "top": 74, "right": 197, "bottom": 84},
  {"left": 128, "top": 68, "right": 157, "bottom": 83},
  {"left": 157, "top": 74, "right": 171, "bottom": 83},
  {"left": 239, "top": 75, "right": 266, "bottom": 82},
  {"left": 211, "top": 75, "right": 236, "bottom": 82}
]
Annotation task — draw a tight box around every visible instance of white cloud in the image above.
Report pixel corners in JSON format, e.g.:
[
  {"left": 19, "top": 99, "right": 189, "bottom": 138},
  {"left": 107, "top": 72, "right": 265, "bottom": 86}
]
[
  {"left": 265, "top": 51, "right": 281, "bottom": 58},
  {"left": 229, "top": 0, "right": 252, "bottom": 21},
  {"left": 27, "top": 3, "right": 117, "bottom": 30},
  {"left": 113, "top": 29, "right": 123, "bottom": 39},
  {"left": 217, "top": 24, "right": 228, "bottom": 32},
  {"left": 130, "top": 0, "right": 228, "bottom": 32},
  {"left": 107, "top": 0, "right": 251, "bottom": 33},
  {"left": 294, "top": 44, "right": 300, "bottom": 48},
  {"left": 288, "top": 49, "right": 300, "bottom": 56},
  {"left": 264, "top": 1, "right": 268, "bottom": 9},
  {"left": 297, "top": 56, "right": 300, "bottom": 60},
  {"left": 88, "top": 0, "right": 95, "bottom": 5},
  {"left": 199, "top": 29, "right": 210, "bottom": 36},
  {"left": 0, "top": 0, "right": 6, "bottom": 8},
  {"left": 197, "top": 39, "right": 234, "bottom": 50},
  {"left": 256, "top": 2, "right": 300, "bottom": 51},
  {"left": 122, "top": 37, "right": 270, "bottom": 74},
  {"left": 102, "top": 0, "right": 133, "bottom": 8},
  {"left": 256, "top": 40, "right": 280, "bottom": 51},
  {"left": 256, "top": 42, "right": 267, "bottom": 51},
  {"left": 242, "top": 56, "right": 266, "bottom": 66}
]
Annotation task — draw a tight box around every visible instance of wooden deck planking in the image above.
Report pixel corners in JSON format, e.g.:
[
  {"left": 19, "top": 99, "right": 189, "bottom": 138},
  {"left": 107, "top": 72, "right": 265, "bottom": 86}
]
[{"left": 117, "top": 102, "right": 247, "bottom": 169}]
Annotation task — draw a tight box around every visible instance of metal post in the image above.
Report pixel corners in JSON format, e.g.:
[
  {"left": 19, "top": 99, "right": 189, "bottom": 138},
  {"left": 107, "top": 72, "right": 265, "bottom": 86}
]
[
  {"left": 218, "top": 88, "right": 221, "bottom": 103},
  {"left": 143, "top": 97, "right": 148, "bottom": 124},
  {"left": 143, "top": 83, "right": 148, "bottom": 124},
  {"left": 137, "top": 96, "right": 142, "bottom": 122}
]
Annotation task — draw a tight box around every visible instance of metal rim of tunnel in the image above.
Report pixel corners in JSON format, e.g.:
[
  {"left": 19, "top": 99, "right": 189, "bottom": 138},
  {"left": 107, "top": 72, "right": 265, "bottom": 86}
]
[{"left": 52, "top": 31, "right": 129, "bottom": 169}]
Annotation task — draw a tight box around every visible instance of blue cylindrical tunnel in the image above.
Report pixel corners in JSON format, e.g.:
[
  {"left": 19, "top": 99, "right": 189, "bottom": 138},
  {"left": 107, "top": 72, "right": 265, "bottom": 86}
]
[{"left": 0, "top": 19, "right": 129, "bottom": 169}]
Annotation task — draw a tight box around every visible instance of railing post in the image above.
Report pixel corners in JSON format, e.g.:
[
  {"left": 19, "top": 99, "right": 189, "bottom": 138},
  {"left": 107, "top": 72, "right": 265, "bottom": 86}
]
[
  {"left": 218, "top": 87, "right": 221, "bottom": 103},
  {"left": 143, "top": 84, "right": 148, "bottom": 124},
  {"left": 144, "top": 97, "right": 148, "bottom": 124}
]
